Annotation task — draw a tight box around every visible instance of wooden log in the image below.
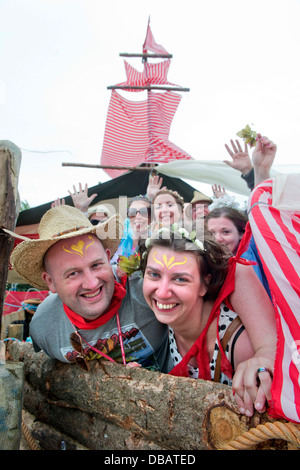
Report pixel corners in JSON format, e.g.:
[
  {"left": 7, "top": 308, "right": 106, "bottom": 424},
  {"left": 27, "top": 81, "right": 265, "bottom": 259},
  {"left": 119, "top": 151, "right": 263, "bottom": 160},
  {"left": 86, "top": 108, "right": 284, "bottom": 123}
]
[
  {"left": 7, "top": 340, "right": 290, "bottom": 451},
  {"left": 0, "top": 141, "right": 22, "bottom": 336},
  {"left": 21, "top": 408, "right": 88, "bottom": 451},
  {"left": 7, "top": 323, "right": 24, "bottom": 341},
  {"left": 23, "top": 381, "right": 165, "bottom": 450},
  {"left": 0, "top": 361, "right": 24, "bottom": 450},
  {"left": 1, "top": 308, "right": 25, "bottom": 340}
]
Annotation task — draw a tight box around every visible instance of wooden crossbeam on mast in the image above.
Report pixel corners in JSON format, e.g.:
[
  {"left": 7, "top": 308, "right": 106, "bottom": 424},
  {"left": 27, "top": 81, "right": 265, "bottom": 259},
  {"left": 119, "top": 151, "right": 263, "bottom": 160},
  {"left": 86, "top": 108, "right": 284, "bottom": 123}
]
[
  {"left": 62, "top": 162, "right": 157, "bottom": 172},
  {"left": 107, "top": 85, "right": 190, "bottom": 92},
  {"left": 119, "top": 52, "right": 173, "bottom": 59},
  {"left": 107, "top": 51, "right": 190, "bottom": 92}
]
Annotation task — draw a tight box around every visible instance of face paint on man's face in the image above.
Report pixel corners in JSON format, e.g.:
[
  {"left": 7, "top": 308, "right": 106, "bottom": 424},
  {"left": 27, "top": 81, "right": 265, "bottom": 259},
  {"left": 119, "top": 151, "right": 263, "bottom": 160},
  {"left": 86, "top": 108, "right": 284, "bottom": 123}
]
[{"left": 62, "top": 235, "right": 95, "bottom": 258}]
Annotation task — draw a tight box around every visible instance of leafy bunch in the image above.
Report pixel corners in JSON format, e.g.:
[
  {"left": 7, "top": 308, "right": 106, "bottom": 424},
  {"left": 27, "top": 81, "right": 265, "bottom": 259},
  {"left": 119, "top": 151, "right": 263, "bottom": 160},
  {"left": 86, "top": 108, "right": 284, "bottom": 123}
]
[{"left": 236, "top": 124, "right": 257, "bottom": 147}]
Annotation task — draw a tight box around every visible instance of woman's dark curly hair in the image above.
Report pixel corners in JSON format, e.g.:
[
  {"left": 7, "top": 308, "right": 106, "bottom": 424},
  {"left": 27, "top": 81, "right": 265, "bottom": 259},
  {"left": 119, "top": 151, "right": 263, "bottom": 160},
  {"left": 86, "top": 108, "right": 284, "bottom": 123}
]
[
  {"left": 139, "top": 228, "right": 231, "bottom": 300},
  {"left": 206, "top": 206, "right": 248, "bottom": 236}
]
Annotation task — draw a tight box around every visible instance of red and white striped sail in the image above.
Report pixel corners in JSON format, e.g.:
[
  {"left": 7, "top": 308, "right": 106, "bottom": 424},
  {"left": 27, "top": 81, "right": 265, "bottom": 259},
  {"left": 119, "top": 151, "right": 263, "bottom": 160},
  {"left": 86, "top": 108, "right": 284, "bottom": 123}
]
[
  {"left": 117, "top": 59, "right": 178, "bottom": 92},
  {"left": 143, "top": 18, "right": 169, "bottom": 55},
  {"left": 248, "top": 178, "right": 300, "bottom": 423},
  {"left": 101, "top": 89, "right": 192, "bottom": 178},
  {"left": 100, "top": 22, "right": 192, "bottom": 178}
]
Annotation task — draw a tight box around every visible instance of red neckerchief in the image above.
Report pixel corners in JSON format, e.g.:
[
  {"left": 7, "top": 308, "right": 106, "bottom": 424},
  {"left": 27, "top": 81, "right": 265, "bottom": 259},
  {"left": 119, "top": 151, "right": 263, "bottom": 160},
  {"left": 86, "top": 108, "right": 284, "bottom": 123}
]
[
  {"left": 63, "top": 276, "right": 127, "bottom": 330},
  {"left": 168, "top": 223, "right": 254, "bottom": 380}
]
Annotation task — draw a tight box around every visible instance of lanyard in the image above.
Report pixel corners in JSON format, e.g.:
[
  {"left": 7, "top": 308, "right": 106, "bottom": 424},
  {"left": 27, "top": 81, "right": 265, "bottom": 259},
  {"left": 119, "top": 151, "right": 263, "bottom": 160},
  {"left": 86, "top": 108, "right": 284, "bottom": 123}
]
[{"left": 72, "top": 311, "right": 126, "bottom": 365}]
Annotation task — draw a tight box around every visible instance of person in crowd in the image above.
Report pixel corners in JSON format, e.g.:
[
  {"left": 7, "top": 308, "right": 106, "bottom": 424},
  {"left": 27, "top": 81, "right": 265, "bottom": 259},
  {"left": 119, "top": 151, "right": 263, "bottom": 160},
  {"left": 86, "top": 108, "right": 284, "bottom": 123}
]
[
  {"left": 206, "top": 134, "right": 277, "bottom": 294},
  {"left": 185, "top": 190, "right": 213, "bottom": 223},
  {"left": 206, "top": 206, "right": 247, "bottom": 256},
  {"left": 139, "top": 224, "right": 277, "bottom": 417},
  {"left": 87, "top": 204, "right": 112, "bottom": 225},
  {"left": 152, "top": 189, "right": 185, "bottom": 229},
  {"left": 9, "top": 205, "right": 170, "bottom": 372},
  {"left": 65, "top": 175, "right": 165, "bottom": 218},
  {"left": 111, "top": 195, "right": 151, "bottom": 265},
  {"left": 51, "top": 195, "right": 112, "bottom": 226},
  {"left": 206, "top": 203, "right": 272, "bottom": 296}
]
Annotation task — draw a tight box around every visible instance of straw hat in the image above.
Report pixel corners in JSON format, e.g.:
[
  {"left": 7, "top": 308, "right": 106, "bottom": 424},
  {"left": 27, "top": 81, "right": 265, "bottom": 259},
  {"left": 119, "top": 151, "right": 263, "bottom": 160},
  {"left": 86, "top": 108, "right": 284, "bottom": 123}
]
[
  {"left": 10, "top": 205, "right": 123, "bottom": 290},
  {"left": 190, "top": 190, "right": 213, "bottom": 205},
  {"left": 87, "top": 204, "right": 112, "bottom": 218},
  {"left": 185, "top": 191, "right": 213, "bottom": 217}
]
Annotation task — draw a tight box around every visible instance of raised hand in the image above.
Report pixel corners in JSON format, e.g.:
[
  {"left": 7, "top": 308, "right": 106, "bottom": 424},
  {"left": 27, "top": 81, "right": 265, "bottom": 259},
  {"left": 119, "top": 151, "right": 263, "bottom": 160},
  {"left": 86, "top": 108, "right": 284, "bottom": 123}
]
[
  {"left": 51, "top": 198, "right": 65, "bottom": 208},
  {"left": 146, "top": 175, "right": 166, "bottom": 201},
  {"left": 68, "top": 183, "right": 97, "bottom": 213},
  {"left": 224, "top": 139, "right": 253, "bottom": 176},
  {"left": 252, "top": 134, "right": 277, "bottom": 185},
  {"left": 212, "top": 184, "right": 227, "bottom": 199}
]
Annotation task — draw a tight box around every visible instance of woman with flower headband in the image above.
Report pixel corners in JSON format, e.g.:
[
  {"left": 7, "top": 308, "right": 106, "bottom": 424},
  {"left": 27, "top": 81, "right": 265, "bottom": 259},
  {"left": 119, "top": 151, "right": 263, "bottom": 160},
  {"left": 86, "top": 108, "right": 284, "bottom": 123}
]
[
  {"left": 139, "top": 224, "right": 277, "bottom": 418},
  {"left": 152, "top": 189, "right": 185, "bottom": 230}
]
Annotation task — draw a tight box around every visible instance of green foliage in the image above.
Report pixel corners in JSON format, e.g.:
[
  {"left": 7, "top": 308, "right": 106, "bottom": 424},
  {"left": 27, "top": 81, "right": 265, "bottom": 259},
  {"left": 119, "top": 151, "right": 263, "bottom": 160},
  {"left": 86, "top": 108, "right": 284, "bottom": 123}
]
[
  {"left": 236, "top": 124, "right": 257, "bottom": 147},
  {"left": 20, "top": 200, "right": 30, "bottom": 211}
]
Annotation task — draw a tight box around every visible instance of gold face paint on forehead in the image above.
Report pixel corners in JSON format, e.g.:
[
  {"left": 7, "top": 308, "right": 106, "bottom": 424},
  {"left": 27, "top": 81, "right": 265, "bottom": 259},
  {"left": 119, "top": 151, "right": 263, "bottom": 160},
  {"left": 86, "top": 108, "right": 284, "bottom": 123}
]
[
  {"left": 62, "top": 235, "right": 95, "bottom": 258},
  {"left": 152, "top": 251, "right": 187, "bottom": 270}
]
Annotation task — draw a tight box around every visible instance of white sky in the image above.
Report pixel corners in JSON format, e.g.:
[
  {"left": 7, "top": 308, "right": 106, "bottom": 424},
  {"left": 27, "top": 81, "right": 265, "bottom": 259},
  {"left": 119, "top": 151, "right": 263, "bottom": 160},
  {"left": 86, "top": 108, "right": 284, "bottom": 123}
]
[{"left": 1, "top": 0, "right": 300, "bottom": 208}]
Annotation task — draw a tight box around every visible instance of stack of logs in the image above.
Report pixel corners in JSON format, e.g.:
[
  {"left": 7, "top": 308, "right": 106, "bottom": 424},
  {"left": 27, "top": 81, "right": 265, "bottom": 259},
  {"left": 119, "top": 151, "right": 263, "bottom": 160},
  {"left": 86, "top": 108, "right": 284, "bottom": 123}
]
[{"left": 7, "top": 340, "right": 295, "bottom": 451}]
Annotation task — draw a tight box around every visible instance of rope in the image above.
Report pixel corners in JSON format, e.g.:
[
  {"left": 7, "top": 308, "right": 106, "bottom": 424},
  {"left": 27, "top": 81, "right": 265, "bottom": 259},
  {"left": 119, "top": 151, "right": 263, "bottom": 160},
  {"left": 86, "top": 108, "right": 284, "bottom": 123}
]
[
  {"left": 21, "top": 418, "right": 40, "bottom": 450},
  {"left": 221, "top": 421, "right": 300, "bottom": 450}
]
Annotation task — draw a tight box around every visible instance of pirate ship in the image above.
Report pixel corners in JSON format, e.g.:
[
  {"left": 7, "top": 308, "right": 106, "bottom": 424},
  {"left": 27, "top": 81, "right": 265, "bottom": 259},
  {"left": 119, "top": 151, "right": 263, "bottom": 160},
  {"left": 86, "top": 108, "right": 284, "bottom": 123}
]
[{"left": 1, "top": 23, "right": 300, "bottom": 451}]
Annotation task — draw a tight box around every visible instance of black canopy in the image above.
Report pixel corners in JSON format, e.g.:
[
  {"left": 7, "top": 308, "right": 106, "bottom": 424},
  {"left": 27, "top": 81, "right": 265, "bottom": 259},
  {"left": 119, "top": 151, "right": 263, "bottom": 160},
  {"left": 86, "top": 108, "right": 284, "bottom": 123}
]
[{"left": 17, "top": 169, "right": 197, "bottom": 227}]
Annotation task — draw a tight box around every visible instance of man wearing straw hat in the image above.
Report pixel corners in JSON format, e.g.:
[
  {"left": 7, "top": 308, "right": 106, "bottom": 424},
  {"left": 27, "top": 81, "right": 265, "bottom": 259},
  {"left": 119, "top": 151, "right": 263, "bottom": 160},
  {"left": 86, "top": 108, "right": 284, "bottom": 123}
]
[
  {"left": 186, "top": 190, "right": 213, "bottom": 222},
  {"left": 10, "top": 205, "right": 170, "bottom": 371}
]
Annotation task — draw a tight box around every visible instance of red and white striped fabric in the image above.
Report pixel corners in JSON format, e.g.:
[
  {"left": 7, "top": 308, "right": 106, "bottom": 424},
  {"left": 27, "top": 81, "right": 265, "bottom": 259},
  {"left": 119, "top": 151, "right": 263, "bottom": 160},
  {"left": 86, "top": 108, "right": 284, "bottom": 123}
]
[
  {"left": 143, "top": 20, "right": 169, "bottom": 55},
  {"left": 100, "top": 90, "right": 192, "bottom": 178},
  {"left": 117, "top": 60, "right": 177, "bottom": 92},
  {"left": 248, "top": 178, "right": 300, "bottom": 423}
]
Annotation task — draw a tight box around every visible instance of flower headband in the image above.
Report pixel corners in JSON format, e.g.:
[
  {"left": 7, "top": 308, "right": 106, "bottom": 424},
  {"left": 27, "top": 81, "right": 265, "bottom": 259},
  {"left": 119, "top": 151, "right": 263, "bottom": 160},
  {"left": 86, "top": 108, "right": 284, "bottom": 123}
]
[
  {"left": 144, "top": 223, "right": 205, "bottom": 257},
  {"left": 153, "top": 189, "right": 185, "bottom": 206}
]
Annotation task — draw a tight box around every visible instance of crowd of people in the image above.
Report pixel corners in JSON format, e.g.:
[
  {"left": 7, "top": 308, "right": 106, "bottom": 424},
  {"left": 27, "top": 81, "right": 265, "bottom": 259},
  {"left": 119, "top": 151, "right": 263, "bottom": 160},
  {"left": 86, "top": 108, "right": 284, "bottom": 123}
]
[{"left": 9, "top": 133, "right": 299, "bottom": 420}]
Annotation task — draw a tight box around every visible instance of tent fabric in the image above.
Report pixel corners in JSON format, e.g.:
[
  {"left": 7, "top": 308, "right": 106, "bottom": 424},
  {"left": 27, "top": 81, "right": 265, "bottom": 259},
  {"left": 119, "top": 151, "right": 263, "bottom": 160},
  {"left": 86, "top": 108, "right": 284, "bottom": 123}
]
[
  {"left": 158, "top": 160, "right": 255, "bottom": 196},
  {"left": 248, "top": 178, "right": 300, "bottom": 423},
  {"left": 16, "top": 169, "right": 197, "bottom": 227},
  {"left": 157, "top": 161, "right": 300, "bottom": 196}
]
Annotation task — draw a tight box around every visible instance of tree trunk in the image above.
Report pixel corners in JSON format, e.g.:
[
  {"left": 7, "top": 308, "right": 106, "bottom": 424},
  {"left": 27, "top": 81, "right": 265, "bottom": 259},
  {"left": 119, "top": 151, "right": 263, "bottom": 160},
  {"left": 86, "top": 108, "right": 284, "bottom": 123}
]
[
  {"left": 7, "top": 341, "right": 290, "bottom": 451},
  {"left": 0, "top": 140, "right": 22, "bottom": 335}
]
